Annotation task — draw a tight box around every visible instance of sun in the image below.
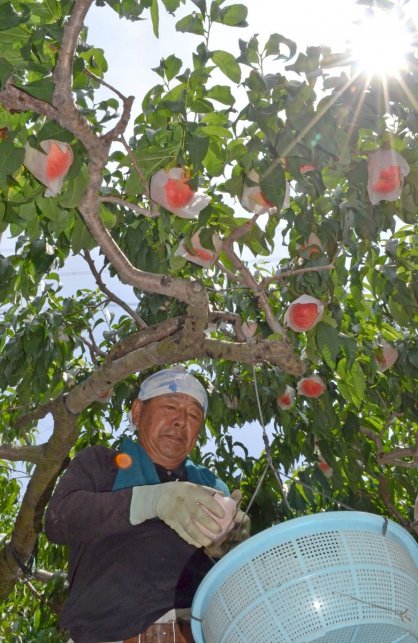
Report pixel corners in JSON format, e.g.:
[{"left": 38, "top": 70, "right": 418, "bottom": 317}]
[{"left": 348, "top": 9, "right": 413, "bottom": 78}]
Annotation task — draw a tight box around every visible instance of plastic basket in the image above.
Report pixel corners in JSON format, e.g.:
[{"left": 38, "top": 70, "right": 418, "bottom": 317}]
[{"left": 191, "top": 511, "right": 418, "bottom": 643}]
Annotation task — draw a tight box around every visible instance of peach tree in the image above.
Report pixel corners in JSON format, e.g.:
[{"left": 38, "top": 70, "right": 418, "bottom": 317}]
[{"left": 0, "top": 0, "right": 417, "bottom": 638}]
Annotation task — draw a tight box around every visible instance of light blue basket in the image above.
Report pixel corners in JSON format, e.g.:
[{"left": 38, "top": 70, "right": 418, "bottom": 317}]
[{"left": 191, "top": 511, "right": 418, "bottom": 643}]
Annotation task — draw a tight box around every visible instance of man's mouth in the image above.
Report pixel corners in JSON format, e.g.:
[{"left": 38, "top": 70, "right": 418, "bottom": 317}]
[{"left": 163, "top": 433, "right": 184, "bottom": 444}]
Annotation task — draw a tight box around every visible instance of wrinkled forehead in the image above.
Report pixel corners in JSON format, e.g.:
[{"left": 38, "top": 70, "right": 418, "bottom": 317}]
[{"left": 152, "top": 392, "right": 204, "bottom": 412}]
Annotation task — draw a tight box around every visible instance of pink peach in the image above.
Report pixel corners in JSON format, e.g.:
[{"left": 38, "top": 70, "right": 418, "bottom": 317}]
[{"left": 195, "top": 493, "right": 236, "bottom": 542}]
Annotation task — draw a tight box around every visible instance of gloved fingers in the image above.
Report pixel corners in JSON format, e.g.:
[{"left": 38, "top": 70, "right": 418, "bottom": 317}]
[
  {"left": 204, "top": 541, "right": 228, "bottom": 559},
  {"left": 230, "top": 489, "right": 242, "bottom": 507},
  {"left": 166, "top": 520, "right": 206, "bottom": 548},
  {"left": 174, "top": 518, "right": 214, "bottom": 548},
  {"left": 201, "top": 485, "right": 224, "bottom": 496},
  {"left": 190, "top": 488, "right": 226, "bottom": 519},
  {"left": 156, "top": 483, "right": 228, "bottom": 544},
  {"left": 191, "top": 504, "right": 223, "bottom": 534},
  {"left": 234, "top": 508, "right": 249, "bottom": 527},
  {"left": 157, "top": 482, "right": 224, "bottom": 519},
  {"left": 229, "top": 511, "right": 251, "bottom": 542}
]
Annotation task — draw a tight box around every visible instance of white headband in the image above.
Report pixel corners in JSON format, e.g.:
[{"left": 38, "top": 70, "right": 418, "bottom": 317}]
[{"left": 137, "top": 367, "right": 208, "bottom": 416}]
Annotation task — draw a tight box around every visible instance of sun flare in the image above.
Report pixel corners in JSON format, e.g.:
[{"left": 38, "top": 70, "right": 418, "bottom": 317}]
[{"left": 349, "top": 10, "right": 413, "bottom": 77}]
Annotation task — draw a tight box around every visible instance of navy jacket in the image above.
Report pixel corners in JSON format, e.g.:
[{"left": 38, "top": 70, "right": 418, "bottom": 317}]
[{"left": 45, "top": 443, "right": 227, "bottom": 643}]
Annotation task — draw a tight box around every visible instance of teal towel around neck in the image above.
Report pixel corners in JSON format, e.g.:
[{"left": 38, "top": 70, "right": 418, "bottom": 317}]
[{"left": 112, "top": 437, "right": 230, "bottom": 496}]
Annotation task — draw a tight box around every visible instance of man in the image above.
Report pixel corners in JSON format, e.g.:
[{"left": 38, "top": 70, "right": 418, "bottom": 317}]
[{"left": 45, "top": 366, "right": 250, "bottom": 643}]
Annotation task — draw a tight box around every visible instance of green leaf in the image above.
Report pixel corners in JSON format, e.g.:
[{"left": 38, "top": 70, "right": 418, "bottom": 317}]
[
  {"left": 0, "top": 4, "right": 30, "bottom": 31},
  {"left": 336, "top": 358, "right": 366, "bottom": 408},
  {"left": 203, "top": 140, "right": 226, "bottom": 176},
  {"left": 80, "top": 47, "right": 108, "bottom": 76},
  {"left": 175, "top": 13, "right": 205, "bottom": 35},
  {"left": 164, "top": 54, "right": 182, "bottom": 81},
  {"left": 129, "top": 144, "right": 180, "bottom": 182},
  {"left": 0, "top": 57, "right": 13, "bottom": 87},
  {"left": 16, "top": 77, "right": 54, "bottom": 102},
  {"left": 150, "top": 0, "right": 159, "bottom": 37},
  {"left": 36, "top": 121, "right": 74, "bottom": 143},
  {"left": 31, "top": 0, "right": 61, "bottom": 22},
  {"left": 45, "top": 207, "right": 75, "bottom": 236},
  {"left": 259, "top": 162, "right": 286, "bottom": 208},
  {"left": 99, "top": 204, "right": 117, "bottom": 229},
  {"left": 316, "top": 322, "right": 340, "bottom": 369},
  {"left": 161, "top": 0, "right": 182, "bottom": 12},
  {"left": 58, "top": 166, "right": 89, "bottom": 209},
  {"left": 264, "top": 33, "right": 297, "bottom": 61},
  {"left": 217, "top": 4, "right": 247, "bottom": 26},
  {"left": 188, "top": 134, "right": 209, "bottom": 172},
  {"left": 211, "top": 50, "right": 241, "bottom": 83},
  {"left": 189, "top": 98, "right": 213, "bottom": 113},
  {"left": 0, "top": 26, "right": 29, "bottom": 51},
  {"left": 198, "top": 124, "right": 232, "bottom": 139},
  {"left": 70, "top": 215, "right": 95, "bottom": 253},
  {"left": 238, "top": 36, "right": 259, "bottom": 66},
  {"left": 206, "top": 84, "right": 235, "bottom": 105},
  {"left": 222, "top": 173, "right": 244, "bottom": 198},
  {"left": 0, "top": 139, "right": 24, "bottom": 178},
  {"left": 191, "top": 0, "right": 206, "bottom": 14}
]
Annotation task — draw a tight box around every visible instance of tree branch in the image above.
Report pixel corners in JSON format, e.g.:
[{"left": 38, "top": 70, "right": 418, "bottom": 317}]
[
  {"left": 215, "top": 258, "right": 248, "bottom": 286},
  {"left": 16, "top": 403, "right": 54, "bottom": 431},
  {"left": 202, "top": 337, "right": 304, "bottom": 376},
  {"left": 181, "top": 281, "right": 210, "bottom": 340},
  {"left": 221, "top": 242, "right": 286, "bottom": 336},
  {"left": 0, "top": 81, "right": 58, "bottom": 120},
  {"left": 359, "top": 426, "right": 383, "bottom": 458},
  {"left": 120, "top": 135, "right": 154, "bottom": 202},
  {"left": 52, "top": 0, "right": 98, "bottom": 149},
  {"left": 378, "top": 476, "right": 411, "bottom": 530},
  {"left": 360, "top": 422, "right": 418, "bottom": 468},
  {"left": 0, "top": 398, "right": 77, "bottom": 602},
  {"left": 65, "top": 331, "right": 305, "bottom": 415},
  {"left": 105, "top": 317, "right": 184, "bottom": 362},
  {"left": 0, "top": 444, "right": 46, "bottom": 465},
  {"left": 80, "top": 330, "right": 106, "bottom": 363},
  {"left": 100, "top": 195, "right": 156, "bottom": 218},
  {"left": 379, "top": 447, "right": 418, "bottom": 468},
  {"left": 81, "top": 249, "right": 147, "bottom": 328},
  {"left": 81, "top": 71, "right": 136, "bottom": 144},
  {"left": 261, "top": 262, "right": 335, "bottom": 287}
]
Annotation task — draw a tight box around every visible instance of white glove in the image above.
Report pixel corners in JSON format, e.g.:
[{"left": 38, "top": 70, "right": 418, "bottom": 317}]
[{"left": 130, "top": 481, "right": 226, "bottom": 547}]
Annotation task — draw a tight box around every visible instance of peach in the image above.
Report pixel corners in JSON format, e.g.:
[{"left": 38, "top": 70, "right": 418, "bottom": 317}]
[
  {"left": 284, "top": 294, "right": 324, "bottom": 332},
  {"left": 164, "top": 178, "right": 194, "bottom": 208},
  {"left": 195, "top": 493, "right": 236, "bottom": 542}
]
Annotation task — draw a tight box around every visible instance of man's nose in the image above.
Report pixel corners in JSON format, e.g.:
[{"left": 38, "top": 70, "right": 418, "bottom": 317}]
[{"left": 172, "top": 409, "right": 186, "bottom": 427}]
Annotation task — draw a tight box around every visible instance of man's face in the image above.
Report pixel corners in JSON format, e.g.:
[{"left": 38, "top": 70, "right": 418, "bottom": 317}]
[{"left": 131, "top": 393, "right": 204, "bottom": 469}]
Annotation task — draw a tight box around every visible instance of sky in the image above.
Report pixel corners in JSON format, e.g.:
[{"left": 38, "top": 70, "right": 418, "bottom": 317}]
[{"left": 85, "top": 0, "right": 365, "bottom": 101}]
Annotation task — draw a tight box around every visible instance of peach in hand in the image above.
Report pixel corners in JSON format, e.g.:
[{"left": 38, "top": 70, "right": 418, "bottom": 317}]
[{"left": 195, "top": 493, "right": 236, "bottom": 542}]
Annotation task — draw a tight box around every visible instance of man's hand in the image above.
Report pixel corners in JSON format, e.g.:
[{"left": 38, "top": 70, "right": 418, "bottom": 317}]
[
  {"left": 205, "top": 490, "right": 251, "bottom": 558},
  {"left": 130, "top": 482, "right": 226, "bottom": 548}
]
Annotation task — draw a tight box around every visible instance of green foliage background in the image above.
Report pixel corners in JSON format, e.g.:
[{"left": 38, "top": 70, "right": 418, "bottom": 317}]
[{"left": 0, "top": 0, "right": 417, "bottom": 639}]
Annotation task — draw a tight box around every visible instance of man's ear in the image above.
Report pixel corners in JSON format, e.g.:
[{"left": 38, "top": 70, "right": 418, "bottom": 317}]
[{"left": 131, "top": 398, "right": 144, "bottom": 428}]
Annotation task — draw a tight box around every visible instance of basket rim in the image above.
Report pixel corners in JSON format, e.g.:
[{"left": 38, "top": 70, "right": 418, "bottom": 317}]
[{"left": 191, "top": 510, "right": 418, "bottom": 640}]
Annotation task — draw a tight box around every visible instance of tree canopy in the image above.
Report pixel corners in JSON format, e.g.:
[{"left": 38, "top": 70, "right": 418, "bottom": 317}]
[{"left": 0, "top": 0, "right": 417, "bottom": 639}]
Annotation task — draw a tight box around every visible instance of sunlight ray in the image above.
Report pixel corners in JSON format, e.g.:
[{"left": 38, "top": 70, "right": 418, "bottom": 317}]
[
  {"left": 340, "top": 75, "right": 369, "bottom": 159},
  {"left": 262, "top": 68, "right": 363, "bottom": 183},
  {"left": 392, "top": 75, "right": 418, "bottom": 114}
]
